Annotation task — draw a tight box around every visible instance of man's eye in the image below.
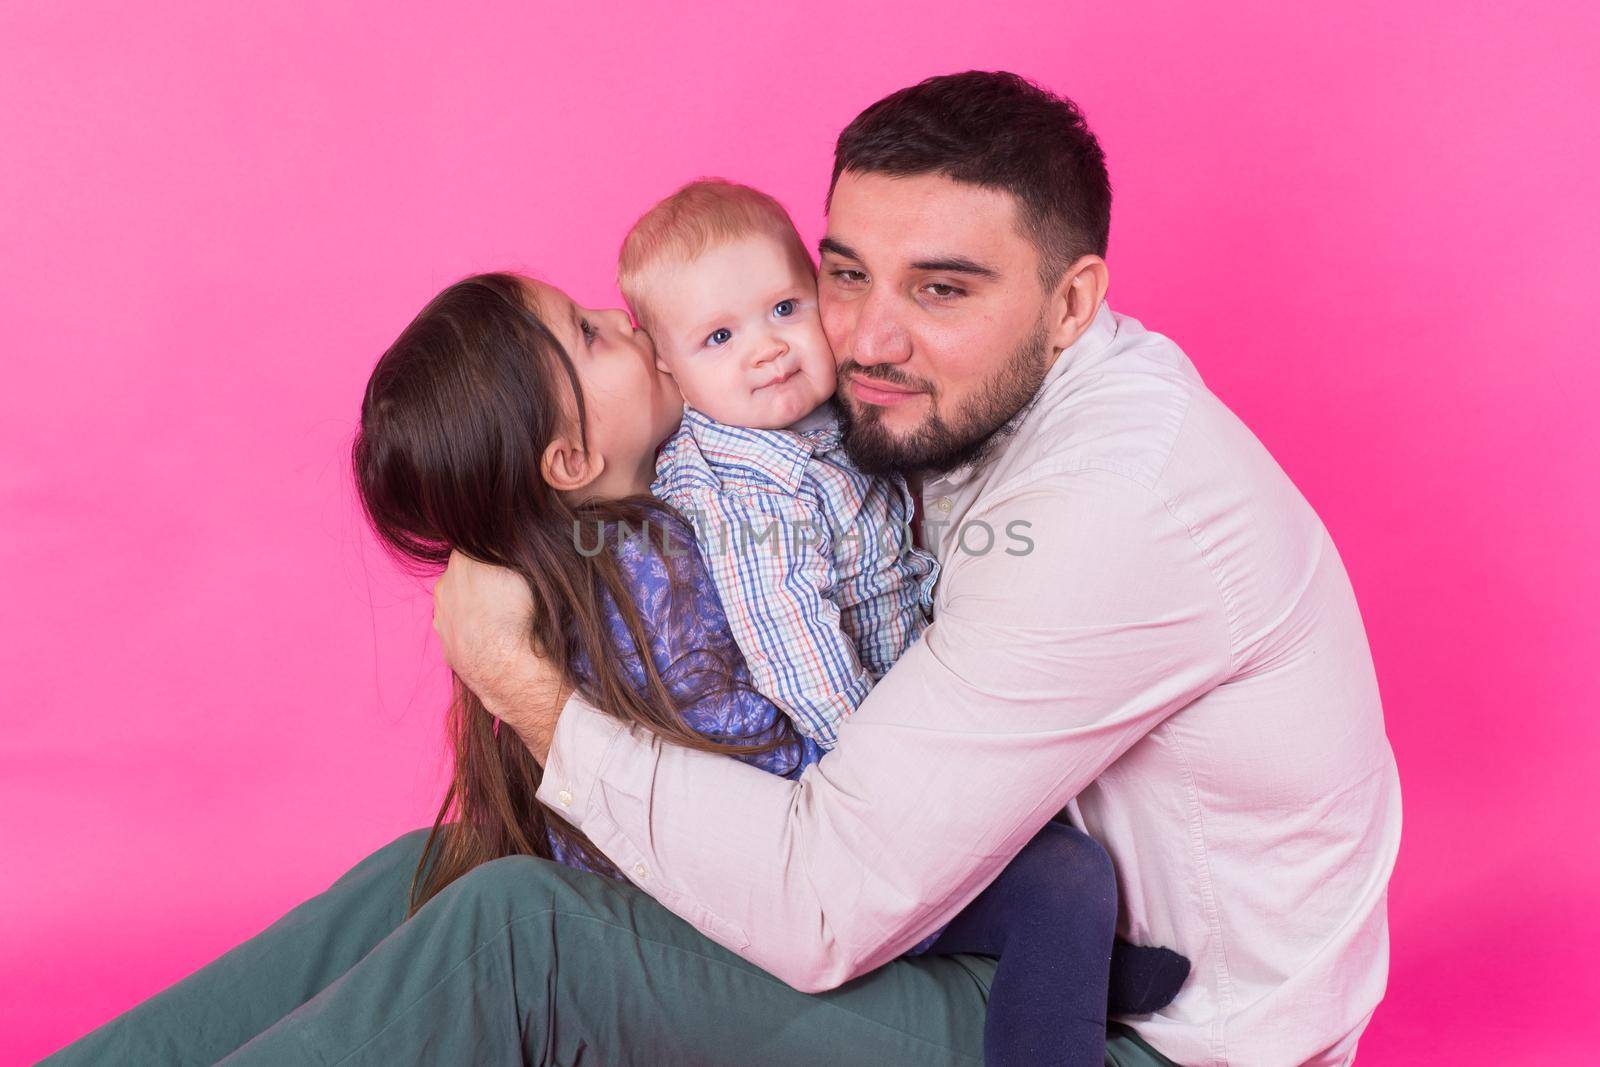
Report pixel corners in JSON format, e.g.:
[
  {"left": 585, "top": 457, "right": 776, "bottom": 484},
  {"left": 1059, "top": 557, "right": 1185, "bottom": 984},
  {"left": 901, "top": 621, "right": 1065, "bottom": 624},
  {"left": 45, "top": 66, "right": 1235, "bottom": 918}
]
[
  {"left": 773, "top": 299, "right": 796, "bottom": 318},
  {"left": 830, "top": 269, "right": 867, "bottom": 284},
  {"left": 924, "top": 283, "right": 964, "bottom": 299},
  {"left": 706, "top": 328, "right": 733, "bottom": 347},
  {"left": 580, "top": 318, "right": 598, "bottom": 344}
]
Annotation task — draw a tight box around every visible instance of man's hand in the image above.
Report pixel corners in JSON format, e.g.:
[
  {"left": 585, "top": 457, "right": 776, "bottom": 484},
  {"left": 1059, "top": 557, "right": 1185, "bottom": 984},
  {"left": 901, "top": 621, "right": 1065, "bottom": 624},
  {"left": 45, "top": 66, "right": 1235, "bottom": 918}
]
[{"left": 432, "top": 550, "right": 572, "bottom": 763}]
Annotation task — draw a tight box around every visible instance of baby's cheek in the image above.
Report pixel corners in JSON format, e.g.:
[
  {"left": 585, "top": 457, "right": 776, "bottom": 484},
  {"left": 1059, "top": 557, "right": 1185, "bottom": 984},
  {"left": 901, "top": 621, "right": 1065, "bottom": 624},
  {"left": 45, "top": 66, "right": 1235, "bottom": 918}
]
[
  {"left": 675, "top": 364, "right": 718, "bottom": 407},
  {"left": 684, "top": 374, "right": 749, "bottom": 424},
  {"left": 698, "top": 367, "right": 746, "bottom": 411},
  {"left": 799, "top": 329, "right": 835, "bottom": 370},
  {"left": 807, "top": 349, "right": 840, "bottom": 395}
]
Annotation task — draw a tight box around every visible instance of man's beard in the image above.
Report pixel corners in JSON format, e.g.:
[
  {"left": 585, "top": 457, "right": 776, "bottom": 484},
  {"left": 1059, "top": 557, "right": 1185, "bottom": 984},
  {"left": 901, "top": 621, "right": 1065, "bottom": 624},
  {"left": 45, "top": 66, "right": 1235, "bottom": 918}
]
[{"left": 836, "top": 311, "right": 1054, "bottom": 477}]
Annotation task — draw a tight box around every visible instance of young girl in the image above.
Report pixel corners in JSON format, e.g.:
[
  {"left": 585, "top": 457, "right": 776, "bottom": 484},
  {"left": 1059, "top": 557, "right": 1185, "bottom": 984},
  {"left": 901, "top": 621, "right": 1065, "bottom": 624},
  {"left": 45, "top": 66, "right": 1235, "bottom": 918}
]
[{"left": 353, "top": 272, "right": 1186, "bottom": 1066}]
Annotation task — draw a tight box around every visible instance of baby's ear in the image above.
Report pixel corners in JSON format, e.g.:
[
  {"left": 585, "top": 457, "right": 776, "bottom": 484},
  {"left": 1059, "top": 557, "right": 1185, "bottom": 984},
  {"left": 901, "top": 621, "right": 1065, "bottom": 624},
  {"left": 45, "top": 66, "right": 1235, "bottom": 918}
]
[{"left": 541, "top": 434, "right": 605, "bottom": 493}]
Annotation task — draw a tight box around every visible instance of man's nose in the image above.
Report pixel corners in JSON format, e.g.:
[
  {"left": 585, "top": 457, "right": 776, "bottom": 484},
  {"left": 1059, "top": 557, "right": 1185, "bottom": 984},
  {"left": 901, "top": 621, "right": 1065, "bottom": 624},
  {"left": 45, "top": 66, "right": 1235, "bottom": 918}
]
[{"left": 847, "top": 289, "right": 911, "bottom": 367}]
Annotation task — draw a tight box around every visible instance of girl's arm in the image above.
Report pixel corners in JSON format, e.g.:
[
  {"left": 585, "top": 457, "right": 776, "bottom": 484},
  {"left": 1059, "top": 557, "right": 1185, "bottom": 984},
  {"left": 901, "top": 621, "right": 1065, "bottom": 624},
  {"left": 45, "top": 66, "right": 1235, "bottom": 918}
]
[{"left": 604, "top": 515, "right": 825, "bottom": 780}]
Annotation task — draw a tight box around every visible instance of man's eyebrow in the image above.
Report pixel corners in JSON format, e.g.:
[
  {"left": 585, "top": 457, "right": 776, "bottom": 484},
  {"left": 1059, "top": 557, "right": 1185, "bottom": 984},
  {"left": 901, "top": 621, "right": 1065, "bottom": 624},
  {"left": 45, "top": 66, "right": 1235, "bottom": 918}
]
[
  {"left": 909, "top": 255, "right": 999, "bottom": 279},
  {"left": 818, "top": 237, "right": 859, "bottom": 261},
  {"left": 818, "top": 238, "right": 999, "bottom": 280}
]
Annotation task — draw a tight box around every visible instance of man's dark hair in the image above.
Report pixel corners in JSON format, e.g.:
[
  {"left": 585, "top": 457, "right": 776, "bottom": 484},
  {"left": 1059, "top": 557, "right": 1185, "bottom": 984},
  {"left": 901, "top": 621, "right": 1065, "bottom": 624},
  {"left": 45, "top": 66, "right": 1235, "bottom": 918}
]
[{"left": 828, "top": 70, "right": 1111, "bottom": 289}]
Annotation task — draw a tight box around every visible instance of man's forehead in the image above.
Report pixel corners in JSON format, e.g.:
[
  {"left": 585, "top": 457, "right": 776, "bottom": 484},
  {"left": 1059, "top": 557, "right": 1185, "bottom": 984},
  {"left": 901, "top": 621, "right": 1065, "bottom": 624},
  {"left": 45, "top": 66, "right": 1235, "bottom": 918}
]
[{"left": 824, "top": 170, "right": 1026, "bottom": 262}]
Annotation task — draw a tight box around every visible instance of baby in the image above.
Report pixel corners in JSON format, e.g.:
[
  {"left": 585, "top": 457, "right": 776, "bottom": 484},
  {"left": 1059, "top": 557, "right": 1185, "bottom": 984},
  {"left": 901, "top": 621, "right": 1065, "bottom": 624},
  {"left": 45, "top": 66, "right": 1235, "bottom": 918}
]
[{"left": 618, "top": 178, "right": 937, "bottom": 749}]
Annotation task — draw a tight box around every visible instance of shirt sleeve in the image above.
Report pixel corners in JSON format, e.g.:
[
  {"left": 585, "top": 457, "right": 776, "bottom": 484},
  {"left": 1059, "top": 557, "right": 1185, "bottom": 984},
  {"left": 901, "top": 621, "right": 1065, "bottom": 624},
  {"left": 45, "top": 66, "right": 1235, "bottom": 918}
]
[
  {"left": 677, "top": 483, "right": 873, "bottom": 750},
  {"left": 535, "top": 468, "right": 1235, "bottom": 992},
  {"left": 833, "top": 479, "right": 934, "bottom": 681}
]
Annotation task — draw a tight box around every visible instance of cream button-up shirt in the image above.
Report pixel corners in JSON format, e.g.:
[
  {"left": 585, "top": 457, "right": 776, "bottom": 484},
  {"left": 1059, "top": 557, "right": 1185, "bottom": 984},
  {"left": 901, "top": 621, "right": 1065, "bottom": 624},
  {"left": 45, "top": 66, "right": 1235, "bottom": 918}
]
[{"left": 536, "top": 301, "right": 1402, "bottom": 1066}]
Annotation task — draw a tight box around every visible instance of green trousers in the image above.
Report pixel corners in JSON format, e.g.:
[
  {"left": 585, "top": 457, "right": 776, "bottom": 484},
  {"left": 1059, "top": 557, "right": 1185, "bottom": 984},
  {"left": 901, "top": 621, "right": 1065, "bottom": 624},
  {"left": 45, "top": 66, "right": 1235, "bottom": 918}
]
[{"left": 43, "top": 828, "right": 1174, "bottom": 1066}]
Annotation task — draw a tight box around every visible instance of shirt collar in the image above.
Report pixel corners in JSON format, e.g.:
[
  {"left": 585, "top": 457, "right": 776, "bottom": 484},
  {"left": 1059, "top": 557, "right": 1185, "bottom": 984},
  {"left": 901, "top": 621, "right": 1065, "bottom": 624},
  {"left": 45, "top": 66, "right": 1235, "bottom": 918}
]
[
  {"left": 788, "top": 400, "right": 841, "bottom": 439},
  {"left": 677, "top": 403, "right": 840, "bottom": 494},
  {"left": 1049, "top": 298, "right": 1120, "bottom": 383}
]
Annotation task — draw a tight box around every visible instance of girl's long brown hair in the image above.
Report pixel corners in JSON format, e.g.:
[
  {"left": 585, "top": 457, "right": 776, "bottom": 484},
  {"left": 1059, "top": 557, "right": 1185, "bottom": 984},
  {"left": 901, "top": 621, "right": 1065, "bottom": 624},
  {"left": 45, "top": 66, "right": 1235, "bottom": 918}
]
[{"left": 352, "top": 272, "right": 802, "bottom": 917}]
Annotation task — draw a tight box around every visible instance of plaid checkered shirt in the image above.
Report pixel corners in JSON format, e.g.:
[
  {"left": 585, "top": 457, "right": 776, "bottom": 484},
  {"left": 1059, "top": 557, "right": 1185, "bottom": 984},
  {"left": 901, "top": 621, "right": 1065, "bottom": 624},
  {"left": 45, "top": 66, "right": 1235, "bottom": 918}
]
[{"left": 651, "top": 401, "right": 938, "bottom": 749}]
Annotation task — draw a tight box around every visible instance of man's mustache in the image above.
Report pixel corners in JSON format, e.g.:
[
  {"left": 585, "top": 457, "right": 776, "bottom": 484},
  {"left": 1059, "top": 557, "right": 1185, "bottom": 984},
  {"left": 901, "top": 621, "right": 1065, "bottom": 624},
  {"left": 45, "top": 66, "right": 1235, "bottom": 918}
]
[{"left": 836, "top": 360, "right": 935, "bottom": 395}]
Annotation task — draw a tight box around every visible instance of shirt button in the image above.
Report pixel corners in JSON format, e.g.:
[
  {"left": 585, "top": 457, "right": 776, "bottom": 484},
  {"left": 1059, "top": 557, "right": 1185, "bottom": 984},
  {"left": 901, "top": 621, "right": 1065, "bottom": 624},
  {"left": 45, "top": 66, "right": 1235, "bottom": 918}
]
[
  {"left": 633, "top": 863, "right": 649, "bottom": 880},
  {"left": 936, "top": 497, "right": 953, "bottom": 512},
  {"left": 557, "top": 789, "right": 573, "bottom": 808}
]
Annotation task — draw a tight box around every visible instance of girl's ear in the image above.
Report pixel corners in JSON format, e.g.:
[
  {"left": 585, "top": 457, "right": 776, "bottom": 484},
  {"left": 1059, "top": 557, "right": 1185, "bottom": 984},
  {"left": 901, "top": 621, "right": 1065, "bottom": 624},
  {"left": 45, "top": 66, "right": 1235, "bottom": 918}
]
[{"left": 541, "top": 434, "right": 606, "bottom": 493}]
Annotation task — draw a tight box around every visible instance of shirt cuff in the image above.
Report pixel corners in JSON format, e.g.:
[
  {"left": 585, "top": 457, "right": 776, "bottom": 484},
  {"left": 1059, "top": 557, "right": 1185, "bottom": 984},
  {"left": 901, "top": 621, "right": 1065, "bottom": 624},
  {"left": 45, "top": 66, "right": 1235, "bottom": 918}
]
[{"left": 534, "top": 690, "right": 627, "bottom": 827}]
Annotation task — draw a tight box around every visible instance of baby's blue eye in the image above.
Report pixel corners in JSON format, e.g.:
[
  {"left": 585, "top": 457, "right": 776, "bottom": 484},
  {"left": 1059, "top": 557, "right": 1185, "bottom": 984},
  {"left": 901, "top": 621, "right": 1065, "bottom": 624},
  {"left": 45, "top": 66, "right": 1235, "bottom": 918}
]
[
  {"left": 707, "top": 327, "right": 733, "bottom": 347},
  {"left": 773, "top": 299, "right": 796, "bottom": 318}
]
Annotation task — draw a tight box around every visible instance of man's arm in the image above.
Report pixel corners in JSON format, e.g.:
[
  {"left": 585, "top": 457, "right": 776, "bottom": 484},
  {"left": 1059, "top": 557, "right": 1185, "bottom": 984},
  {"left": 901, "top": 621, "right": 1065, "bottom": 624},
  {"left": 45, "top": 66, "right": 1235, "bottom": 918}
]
[{"left": 464, "top": 469, "right": 1234, "bottom": 991}]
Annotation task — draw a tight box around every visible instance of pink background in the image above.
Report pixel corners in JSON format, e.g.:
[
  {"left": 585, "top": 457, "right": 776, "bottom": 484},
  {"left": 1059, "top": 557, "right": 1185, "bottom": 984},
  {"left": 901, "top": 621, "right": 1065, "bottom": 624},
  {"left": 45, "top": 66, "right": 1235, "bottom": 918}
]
[{"left": 4, "top": 2, "right": 1596, "bottom": 1062}]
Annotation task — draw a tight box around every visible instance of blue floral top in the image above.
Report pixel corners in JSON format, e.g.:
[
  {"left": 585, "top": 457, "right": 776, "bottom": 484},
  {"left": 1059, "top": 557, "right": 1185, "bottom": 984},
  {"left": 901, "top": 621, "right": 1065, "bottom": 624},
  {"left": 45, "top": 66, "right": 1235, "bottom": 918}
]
[{"left": 544, "top": 507, "right": 942, "bottom": 955}]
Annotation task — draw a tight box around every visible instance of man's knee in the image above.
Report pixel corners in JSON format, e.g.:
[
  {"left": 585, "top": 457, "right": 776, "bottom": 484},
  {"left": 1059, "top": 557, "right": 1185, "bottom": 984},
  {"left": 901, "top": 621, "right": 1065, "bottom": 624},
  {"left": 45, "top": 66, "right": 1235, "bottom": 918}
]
[
  {"left": 384, "top": 826, "right": 434, "bottom": 856},
  {"left": 329, "top": 826, "right": 435, "bottom": 891},
  {"left": 446, "top": 851, "right": 620, "bottom": 920}
]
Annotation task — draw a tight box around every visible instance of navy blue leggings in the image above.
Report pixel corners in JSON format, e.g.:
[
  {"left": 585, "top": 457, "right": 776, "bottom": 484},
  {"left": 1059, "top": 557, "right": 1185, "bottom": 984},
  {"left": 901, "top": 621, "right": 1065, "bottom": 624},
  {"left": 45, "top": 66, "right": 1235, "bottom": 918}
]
[{"left": 929, "top": 820, "right": 1118, "bottom": 1067}]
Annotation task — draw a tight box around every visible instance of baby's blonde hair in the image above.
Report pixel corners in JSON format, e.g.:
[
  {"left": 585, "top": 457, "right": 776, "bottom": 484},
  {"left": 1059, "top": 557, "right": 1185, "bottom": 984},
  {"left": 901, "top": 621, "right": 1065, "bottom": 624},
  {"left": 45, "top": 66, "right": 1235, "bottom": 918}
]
[{"left": 617, "top": 178, "right": 817, "bottom": 338}]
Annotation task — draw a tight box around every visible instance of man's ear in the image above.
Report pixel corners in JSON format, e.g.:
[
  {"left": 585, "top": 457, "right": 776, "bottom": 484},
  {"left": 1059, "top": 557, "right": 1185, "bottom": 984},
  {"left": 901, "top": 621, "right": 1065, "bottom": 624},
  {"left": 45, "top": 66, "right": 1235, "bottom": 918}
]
[
  {"left": 1046, "top": 254, "right": 1110, "bottom": 353},
  {"left": 541, "top": 433, "right": 605, "bottom": 494}
]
